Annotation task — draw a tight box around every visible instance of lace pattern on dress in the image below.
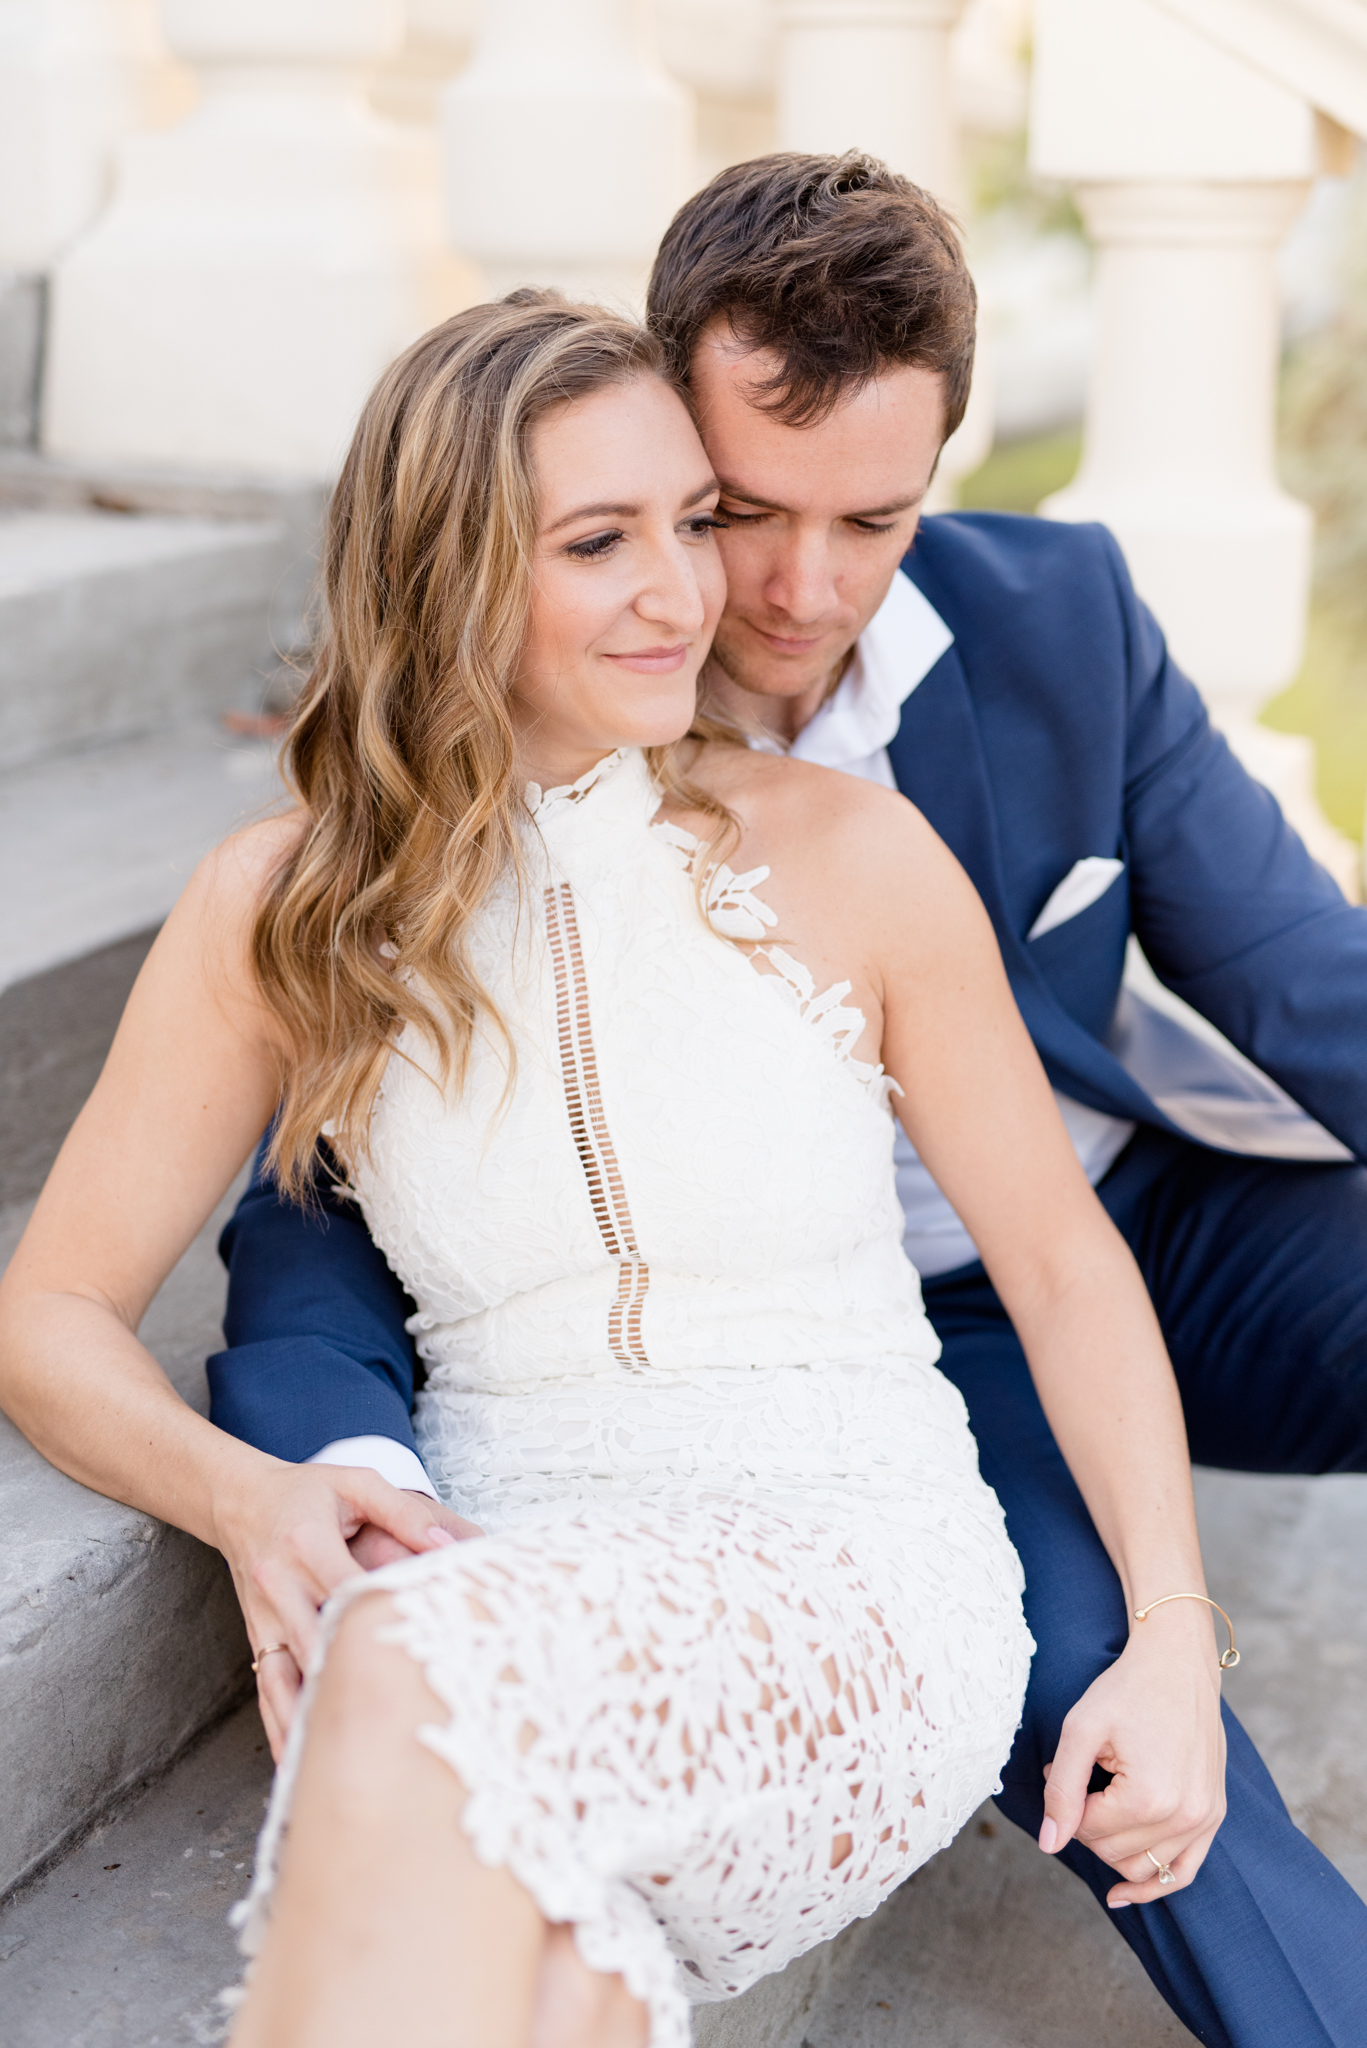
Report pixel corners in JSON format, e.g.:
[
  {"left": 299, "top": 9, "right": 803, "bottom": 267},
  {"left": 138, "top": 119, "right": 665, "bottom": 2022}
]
[
  {"left": 652, "top": 818, "right": 891, "bottom": 1098},
  {"left": 235, "top": 1480, "right": 1029, "bottom": 2048},
  {"left": 545, "top": 879, "right": 651, "bottom": 1370}
]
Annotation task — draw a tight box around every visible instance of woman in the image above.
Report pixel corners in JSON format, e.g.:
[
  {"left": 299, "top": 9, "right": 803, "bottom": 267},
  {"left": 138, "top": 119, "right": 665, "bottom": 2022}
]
[{"left": 0, "top": 296, "right": 1226, "bottom": 2048}]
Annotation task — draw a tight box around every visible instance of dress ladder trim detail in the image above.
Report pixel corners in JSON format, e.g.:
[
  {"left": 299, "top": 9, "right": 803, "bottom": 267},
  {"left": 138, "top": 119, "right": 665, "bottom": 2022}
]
[{"left": 543, "top": 881, "right": 651, "bottom": 1371}]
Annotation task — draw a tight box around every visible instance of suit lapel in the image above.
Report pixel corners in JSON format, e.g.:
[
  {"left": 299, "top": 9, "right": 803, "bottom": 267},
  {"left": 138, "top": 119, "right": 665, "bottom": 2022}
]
[{"left": 888, "top": 649, "right": 1178, "bottom": 1130}]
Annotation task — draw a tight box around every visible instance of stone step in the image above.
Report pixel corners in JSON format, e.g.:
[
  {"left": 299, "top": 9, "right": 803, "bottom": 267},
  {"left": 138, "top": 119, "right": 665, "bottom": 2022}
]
[
  {"left": 0, "top": 507, "right": 294, "bottom": 774},
  {"left": 0, "top": 721, "right": 281, "bottom": 991},
  {"left": 0, "top": 446, "right": 325, "bottom": 673},
  {"left": 0, "top": 1186, "right": 251, "bottom": 1903}
]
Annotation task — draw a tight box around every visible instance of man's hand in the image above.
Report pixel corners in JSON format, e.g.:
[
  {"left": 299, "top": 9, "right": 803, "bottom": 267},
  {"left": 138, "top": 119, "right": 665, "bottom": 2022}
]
[
  {"left": 348, "top": 1496, "right": 482, "bottom": 1571},
  {"left": 213, "top": 1461, "right": 481, "bottom": 1761},
  {"left": 1038, "top": 1605, "right": 1227, "bottom": 1906}
]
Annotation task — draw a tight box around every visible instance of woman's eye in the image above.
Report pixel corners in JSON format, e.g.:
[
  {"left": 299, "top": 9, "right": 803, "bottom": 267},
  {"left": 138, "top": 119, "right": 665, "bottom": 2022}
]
[
  {"left": 564, "top": 530, "right": 623, "bottom": 561},
  {"left": 683, "top": 513, "right": 727, "bottom": 539}
]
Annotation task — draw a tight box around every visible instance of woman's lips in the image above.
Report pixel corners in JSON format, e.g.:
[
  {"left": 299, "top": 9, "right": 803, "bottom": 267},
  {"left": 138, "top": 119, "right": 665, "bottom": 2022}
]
[{"left": 603, "top": 644, "right": 691, "bottom": 674}]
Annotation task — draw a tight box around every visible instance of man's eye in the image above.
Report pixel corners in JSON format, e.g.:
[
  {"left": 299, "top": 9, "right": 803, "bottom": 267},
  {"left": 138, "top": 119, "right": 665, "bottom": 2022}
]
[
  {"left": 565, "top": 530, "right": 623, "bottom": 561},
  {"left": 716, "top": 507, "right": 763, "bottom": 525},
  {"left": 851, "top": 519, "right": 897, "bottom": 534}
]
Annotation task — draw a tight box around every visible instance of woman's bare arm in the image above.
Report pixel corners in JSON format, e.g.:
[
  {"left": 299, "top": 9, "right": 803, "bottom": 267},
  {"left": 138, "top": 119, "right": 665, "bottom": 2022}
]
[
  {"left": 0, "top": 825, "right": 463, "bottom": 1755},
  {"left": 757, "top": 770, "right": 1226, "bottom": 1909}
]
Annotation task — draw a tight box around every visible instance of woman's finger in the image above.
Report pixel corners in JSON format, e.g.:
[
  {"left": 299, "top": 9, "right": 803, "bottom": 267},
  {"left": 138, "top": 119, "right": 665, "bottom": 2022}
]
[
  {"left": 1076, "top": 1778, "right": 1226, "bottom": 1874},
  {"left": 1037, "top": 1717, "right": 1101, "bottom": 1854},
  {"left": 1106, "top": 1835, "right": 1213, "bottom": 1908},
  {"left": 332, "top": 1467, "right": 467, "bottom": 1554},
  {"left": 253, "top": 1649, "right": 302, "bottom": 1761},
  {"left": 1105, "top": 1829, "right": 1219, "bottom": 1908}
]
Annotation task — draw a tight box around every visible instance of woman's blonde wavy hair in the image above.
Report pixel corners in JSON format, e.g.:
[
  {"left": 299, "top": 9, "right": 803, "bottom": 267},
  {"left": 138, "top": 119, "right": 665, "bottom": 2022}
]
[{"left": 254, "top": 290, "right": 741, "bottom": 1201}]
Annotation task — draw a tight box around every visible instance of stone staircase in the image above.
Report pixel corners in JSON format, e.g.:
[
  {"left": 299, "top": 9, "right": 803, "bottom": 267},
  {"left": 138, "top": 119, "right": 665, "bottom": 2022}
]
[
  {"left": 0, "top": 440, "right": 315, "bottom": 1912},
  {"left": 0, "top": 451, "right": 1364, "bottom": 2044},
  {"left": 0, "top": 448, "right": 324, "bottom": 990}
]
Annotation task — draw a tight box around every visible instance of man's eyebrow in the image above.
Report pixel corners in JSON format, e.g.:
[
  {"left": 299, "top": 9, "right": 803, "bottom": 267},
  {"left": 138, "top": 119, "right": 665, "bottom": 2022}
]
[
  {"left": 715, "top": 481, "right": 923, "bottom": 519},
  {"left": 847, "top": 495, "right": 922, "bottom": 519},
  {"left": 544, "top": 478, "right": 718, "bottom": 537}
]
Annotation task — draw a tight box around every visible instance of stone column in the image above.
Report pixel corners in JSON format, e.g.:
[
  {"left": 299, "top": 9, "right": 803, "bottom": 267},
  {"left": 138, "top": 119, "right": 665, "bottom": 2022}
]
[
  {"left": 775, "top": 0, "right": 991, "bottom": 494},
  {"left": 777, "top": 0, "right": 967, "bottom": 199},
  {"left": 0, "top": 0, "right": 187, "bottom": 270},
  {"left": 1032, "top": 0, "right": 1358, "bottom": 896},
  {"left": 441, "top": 0, "right": 694, "bottom": 310},
  {"left": 1049, "top": 180, "right": 1311, "bottom": 731},
  {"left": 43, "top": 0, "right": 479, "bottom": 477},
  {"left": 0, "top": 0, "right": 188, "bottom": 446}
]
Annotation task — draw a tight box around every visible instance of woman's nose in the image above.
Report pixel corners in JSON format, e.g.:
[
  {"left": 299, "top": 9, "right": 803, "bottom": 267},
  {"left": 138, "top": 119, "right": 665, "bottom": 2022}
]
[{"left": 637, "top": 542, "right": 708, "bottom": 633}]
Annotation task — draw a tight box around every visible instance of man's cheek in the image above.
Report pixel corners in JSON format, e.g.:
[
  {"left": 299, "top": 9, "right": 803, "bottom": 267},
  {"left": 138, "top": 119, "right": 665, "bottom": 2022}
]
[{"left": 713, "top": 531, "right": 768, "bottom": 600}]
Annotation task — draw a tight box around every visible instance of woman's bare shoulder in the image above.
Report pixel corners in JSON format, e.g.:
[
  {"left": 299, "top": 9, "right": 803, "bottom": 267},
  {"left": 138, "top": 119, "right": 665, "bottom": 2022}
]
[
  {"left": 183, "top": 809, "right": 308, "bottom": 916},
  {"left": 693, "top": 744, "right": 933, "bottom": 865},
  {"left": 155, "top": 810, "right": 310, "bottom": 982}
]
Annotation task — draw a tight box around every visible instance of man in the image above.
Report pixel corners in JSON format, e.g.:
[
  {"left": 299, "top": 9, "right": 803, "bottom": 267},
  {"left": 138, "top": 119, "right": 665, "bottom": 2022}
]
[{"left": 212, "top": 156, "right": 1367, "bottom": 2040}]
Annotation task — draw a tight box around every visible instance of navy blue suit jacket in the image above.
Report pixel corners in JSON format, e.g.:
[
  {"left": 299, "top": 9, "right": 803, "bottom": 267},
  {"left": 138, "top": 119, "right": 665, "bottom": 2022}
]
[{"left": 208, "top": 512, "right": 1367, "bottom": 1465}]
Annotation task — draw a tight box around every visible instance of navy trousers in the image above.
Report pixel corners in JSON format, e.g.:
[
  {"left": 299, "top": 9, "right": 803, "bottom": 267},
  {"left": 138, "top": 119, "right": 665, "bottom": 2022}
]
[{"left": 923, "top": 1127, "right": 1367, "bottom": 2046}]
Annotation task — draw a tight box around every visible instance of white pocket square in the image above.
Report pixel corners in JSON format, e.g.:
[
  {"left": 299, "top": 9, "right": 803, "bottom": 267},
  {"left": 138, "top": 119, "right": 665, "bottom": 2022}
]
[{"left": 1028, "top": 856, "right": 1125, "bottom": 940}]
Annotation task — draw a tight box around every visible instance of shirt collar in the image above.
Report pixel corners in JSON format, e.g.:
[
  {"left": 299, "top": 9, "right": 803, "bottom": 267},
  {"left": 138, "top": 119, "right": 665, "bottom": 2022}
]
[{"left": 788, "top": 567, "right": 954, "bottom": 772}]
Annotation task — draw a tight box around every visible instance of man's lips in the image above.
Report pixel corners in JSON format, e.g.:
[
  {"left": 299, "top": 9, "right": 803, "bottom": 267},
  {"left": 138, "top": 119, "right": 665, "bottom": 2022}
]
[
  {"left": 748, "top": 622, "right": 835, "bottom": 656},
  {"left": 602, "top": 644, "right": 691, "bottom": 674}
]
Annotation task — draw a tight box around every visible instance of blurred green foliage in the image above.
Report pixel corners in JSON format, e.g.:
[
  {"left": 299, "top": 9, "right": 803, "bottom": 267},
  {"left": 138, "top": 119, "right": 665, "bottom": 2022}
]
[
  {"left": 967, "top": 129, "right": 1083, "bottom": 242},
  {"left": 958, "top": 427, "right": 1080, "bottom": 515}
]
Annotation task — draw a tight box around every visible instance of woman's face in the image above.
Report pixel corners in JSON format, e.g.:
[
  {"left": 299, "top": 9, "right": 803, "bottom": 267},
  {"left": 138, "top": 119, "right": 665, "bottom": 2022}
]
[{"left": 512, "top": 374, "right": 726, "bottom": 784}]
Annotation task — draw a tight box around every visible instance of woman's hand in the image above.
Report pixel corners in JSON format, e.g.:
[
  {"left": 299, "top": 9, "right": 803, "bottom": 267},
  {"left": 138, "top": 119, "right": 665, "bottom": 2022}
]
[
  {"left": 1039, "top": 1604, "right": 1227, "bottom": 1907},
  {"left": 213, "top": 1461, "right": 481, "bottom": 1760}
]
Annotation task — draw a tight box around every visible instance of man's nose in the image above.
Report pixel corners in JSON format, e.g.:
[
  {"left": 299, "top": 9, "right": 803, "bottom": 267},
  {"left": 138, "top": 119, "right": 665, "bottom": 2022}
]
[{"left": 764, "top": 533, "right": 838, "bottom": 625}]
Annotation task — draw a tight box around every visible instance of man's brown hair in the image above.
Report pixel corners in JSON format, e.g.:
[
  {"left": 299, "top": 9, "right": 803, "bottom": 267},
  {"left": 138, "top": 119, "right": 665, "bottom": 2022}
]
[{"left": 647, "top": 151, "right": 976, "bottom": 439}]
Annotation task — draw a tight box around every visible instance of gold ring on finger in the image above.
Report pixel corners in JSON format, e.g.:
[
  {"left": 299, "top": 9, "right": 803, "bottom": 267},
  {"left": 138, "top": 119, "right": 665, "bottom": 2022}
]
[
  {"left": 251, "top": 1642, "right": 292, "bottom": 1674},
  {"left": 1145, "top": 1849, "right": 1176, "bottom": 1885}
]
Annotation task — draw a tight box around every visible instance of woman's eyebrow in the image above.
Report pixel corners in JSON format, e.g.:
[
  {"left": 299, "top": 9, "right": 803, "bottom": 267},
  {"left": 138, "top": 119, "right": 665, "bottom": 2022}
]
[
  {"left": 545, "top": 500, "right": 638, "bottom": 534},
  {"left": 544, "top": 477, "right": 718, "bottom": 536}
]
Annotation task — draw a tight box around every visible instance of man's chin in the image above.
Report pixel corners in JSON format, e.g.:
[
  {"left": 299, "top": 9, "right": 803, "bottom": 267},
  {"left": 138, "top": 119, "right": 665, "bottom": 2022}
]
[{"left": 709, "top": 635, "right": 835, "bottom": 705}]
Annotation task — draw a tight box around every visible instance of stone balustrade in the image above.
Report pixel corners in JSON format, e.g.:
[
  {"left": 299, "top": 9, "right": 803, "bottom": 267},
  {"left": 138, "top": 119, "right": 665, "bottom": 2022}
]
[
  {"left": 1032, "top": 0, "right": 1363, "bottom": 890},
  {"left": 441, "top": 0, "right": 693, "bottom": 307},
  {"left": 41, "top": 0, "right": 477, "bottom": 475}
]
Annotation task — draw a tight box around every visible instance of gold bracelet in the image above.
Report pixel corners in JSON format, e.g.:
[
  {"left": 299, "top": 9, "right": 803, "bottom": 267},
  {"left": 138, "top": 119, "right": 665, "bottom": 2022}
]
[{"left": 1133, "top": 1594, "right": 1240, "bottom": 1669}]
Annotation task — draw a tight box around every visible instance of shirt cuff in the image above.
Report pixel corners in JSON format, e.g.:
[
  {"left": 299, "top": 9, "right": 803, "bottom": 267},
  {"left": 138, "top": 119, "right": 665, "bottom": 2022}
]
[{"left": 306, "top": 1435, "right": 439, "bottom": 1500}]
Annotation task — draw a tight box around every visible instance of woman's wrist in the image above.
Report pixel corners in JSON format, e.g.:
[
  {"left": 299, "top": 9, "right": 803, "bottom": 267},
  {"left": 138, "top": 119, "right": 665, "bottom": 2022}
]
[
  {"left": 199, "top": 1436, "right": 291, "bottom": 1559},
  {"left": 1123, "top": 1593, "right": 1222, "bottom": 1673}
]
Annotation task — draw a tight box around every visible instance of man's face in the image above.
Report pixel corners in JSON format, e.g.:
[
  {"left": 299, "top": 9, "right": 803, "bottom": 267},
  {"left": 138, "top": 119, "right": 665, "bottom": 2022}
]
[{"left": 688, "top": 322, "right": 946, "bottom": 727}]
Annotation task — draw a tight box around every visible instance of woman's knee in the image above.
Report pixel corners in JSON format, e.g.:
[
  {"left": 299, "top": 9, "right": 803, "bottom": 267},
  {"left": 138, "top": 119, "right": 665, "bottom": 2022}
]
[{"left": 308, "top": 1593, "right": 435, "bottom": 1776}]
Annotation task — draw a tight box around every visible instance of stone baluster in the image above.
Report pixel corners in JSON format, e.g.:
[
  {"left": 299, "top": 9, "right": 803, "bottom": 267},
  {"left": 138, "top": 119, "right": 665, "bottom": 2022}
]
[
  {"left": 43, "top": 0, "right": 479, "bottom": 478},
  {"left": 1031, "top": 0, "right": 1358, "bottom": 895},
  {"left": 0, "top": 0, "right": 188, "bottom": 446},
  {"left": 0, "top": 0, "right": 187, "bottom": 270},
  {"left": 776, "top": 0, "right": 967, "bottom": 200},
  {"left": 370, "top": 0, "right": 476, "bottom": 129},
  {"left": 441, "top": 0, "right": 694, "bottom": 310},
  {"left": 774, "top": 0, "right": 991, "bottom": 493}
]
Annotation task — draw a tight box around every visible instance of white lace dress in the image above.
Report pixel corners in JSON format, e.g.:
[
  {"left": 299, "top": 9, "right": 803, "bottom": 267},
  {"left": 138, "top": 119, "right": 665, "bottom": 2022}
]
[{"left": 237, "top": 747, "right": 1033, "bottom": 2043}]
